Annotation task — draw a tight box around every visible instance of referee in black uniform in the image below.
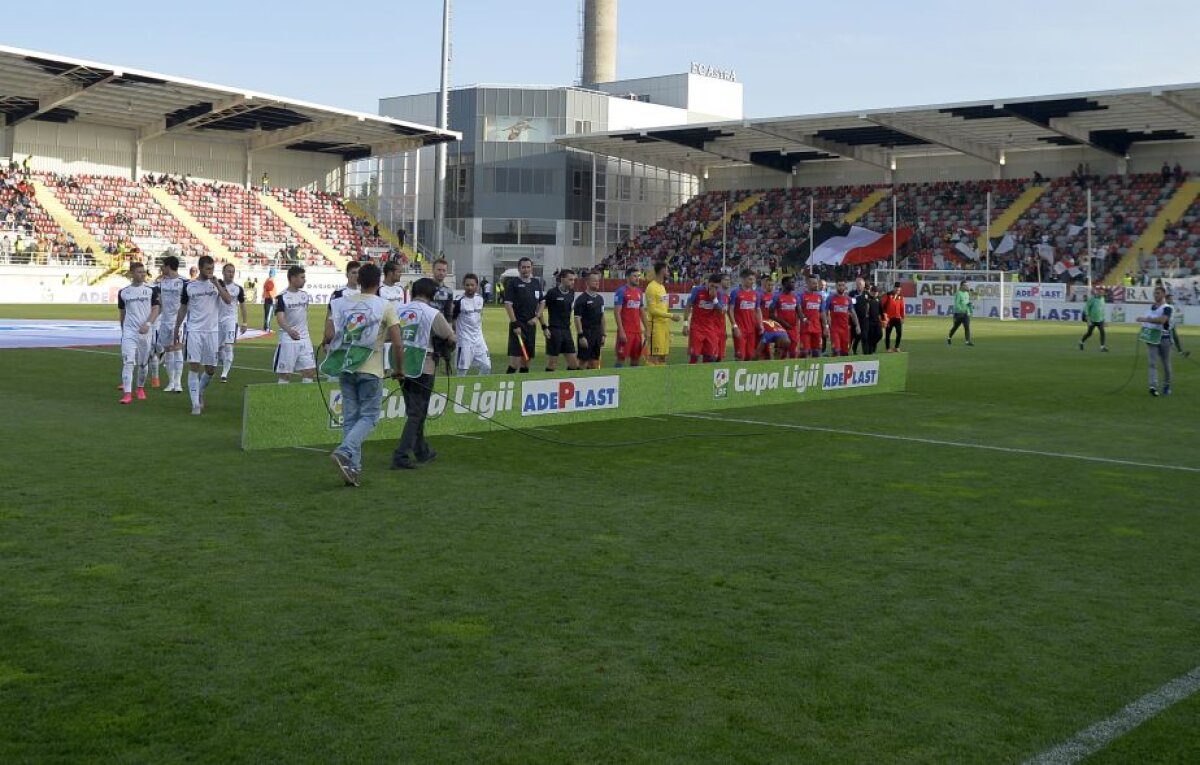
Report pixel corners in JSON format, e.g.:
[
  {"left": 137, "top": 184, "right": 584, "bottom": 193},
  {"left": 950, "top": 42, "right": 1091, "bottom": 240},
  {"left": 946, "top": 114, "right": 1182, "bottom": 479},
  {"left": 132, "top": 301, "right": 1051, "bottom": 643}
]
[
  {"left": 503, "top": 256, "right": 544, "bottom": 373},
  {"left": 430, "top": 258, "right": 455, "bottom": 374},
  {"left": 574, "top": 270, "right": 606, "bottom": 369},
  {"left": 542, "top": 269, "right": 578, "bottom": 372}
]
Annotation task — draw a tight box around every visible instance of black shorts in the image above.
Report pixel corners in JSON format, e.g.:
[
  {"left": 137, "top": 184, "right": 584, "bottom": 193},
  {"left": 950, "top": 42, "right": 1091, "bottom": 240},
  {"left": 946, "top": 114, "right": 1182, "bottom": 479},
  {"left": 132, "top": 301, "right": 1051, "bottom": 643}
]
[
  {"left": 545, "top": 327, "right": 575, "bottom": 356},
  {"left": 507, "top": 323, "right": 537, "bottom": 360},
  {"left": 577, "top": 331, "right": 603, "bottom": 362}
]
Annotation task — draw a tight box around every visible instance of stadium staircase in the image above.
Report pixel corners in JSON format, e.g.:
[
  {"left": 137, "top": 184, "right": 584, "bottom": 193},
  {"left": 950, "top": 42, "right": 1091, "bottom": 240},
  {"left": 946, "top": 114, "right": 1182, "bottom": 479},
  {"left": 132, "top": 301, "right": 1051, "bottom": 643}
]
[
  {"left": 1104, "top": 179, "right": 1200, "bottom": 284},
  {"left": 257, "top": 192, "right": 348, "bottom": 270},
  {"left": 146, "top": 186, "right": 240, "bottom": 266},
  {"left": 976, "top": 184, "right": 1046, "bottom": 251},
  {"left": 701, "top": 192, "right": 762, "bottom": 240},
  {"left": 844, "top": 187, "right": 889, "bottom": 224},
  {"left": 30, "top": 178, "right": 110, "bottom": 281},
  {"left": 343, "top": 199, "right": 427, "bottom": 271}
]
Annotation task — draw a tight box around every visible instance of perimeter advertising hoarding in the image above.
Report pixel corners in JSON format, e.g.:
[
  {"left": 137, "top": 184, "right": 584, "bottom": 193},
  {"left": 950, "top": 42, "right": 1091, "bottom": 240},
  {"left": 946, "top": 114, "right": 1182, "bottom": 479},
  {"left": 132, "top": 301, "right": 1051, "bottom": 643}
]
[{"left": 241, "top": 354, "right": 909, "bottom": 450}]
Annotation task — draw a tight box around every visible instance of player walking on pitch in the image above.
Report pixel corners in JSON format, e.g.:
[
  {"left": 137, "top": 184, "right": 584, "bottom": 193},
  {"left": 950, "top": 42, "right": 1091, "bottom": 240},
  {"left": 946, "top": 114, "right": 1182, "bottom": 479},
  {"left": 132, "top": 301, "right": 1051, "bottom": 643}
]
[
  {"left": 1079, "top": 284, "right": 1108, "bottom": 351},
  {"left": 217, "top": 263, "right": 247, "bottom": 381},
  {"left": 174, "top": 255, "right": 232, "bottom": 415},
  {"left": 273, "top": 265, "right": 318, "bottom": 385},
  {"left": 117, "top": 262, "right": 160, "bottom": 404},
  {"left": 948, "top": 280, "right": 975, "bottom": 346},
  {"left": 151, "top": 255, "right": 186, "bottom": 392},
  {"left": 728, "top": 269, "right": 762, "bottom": 362},
  {"left": 452, "top": 273, "right": 491, "bottom": 376}
]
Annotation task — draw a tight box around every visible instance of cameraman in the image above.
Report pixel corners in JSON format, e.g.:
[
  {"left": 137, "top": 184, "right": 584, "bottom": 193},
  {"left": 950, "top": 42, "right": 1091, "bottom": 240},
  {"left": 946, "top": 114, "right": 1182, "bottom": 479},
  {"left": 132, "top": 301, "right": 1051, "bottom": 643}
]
[{"left": 391, "top": 277, "right": 457, "bottom": 470}]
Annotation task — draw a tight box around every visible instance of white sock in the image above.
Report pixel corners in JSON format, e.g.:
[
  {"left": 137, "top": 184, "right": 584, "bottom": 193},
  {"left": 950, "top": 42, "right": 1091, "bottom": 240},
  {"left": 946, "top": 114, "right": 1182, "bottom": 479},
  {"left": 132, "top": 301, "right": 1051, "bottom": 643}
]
[
  {"left": 136, "top": 365, "right": 147, "bottom": 388},
  {"left": 121, "top": 362, "right": 134, "bottom": 394},
  {"left": 200, "top": 372, "right": 212, "bottom": 391},
  {"left": 188, "top": 371, "right": 200, "bottom": 408},
  {"left": 150, "top": 354, "right": 161, "bottom": 379},
  {"left": 301, "top": 377, "right": 314, "bottom": 384},
  {"left": 277, "top": 378, "right": 289, "bottom": 385}
]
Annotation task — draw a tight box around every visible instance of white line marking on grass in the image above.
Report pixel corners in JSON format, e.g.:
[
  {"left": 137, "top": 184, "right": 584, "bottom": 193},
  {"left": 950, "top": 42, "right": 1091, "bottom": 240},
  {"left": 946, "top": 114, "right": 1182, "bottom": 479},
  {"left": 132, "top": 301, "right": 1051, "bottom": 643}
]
[
  {"left": 58, "top": 346, "right": 275, "bottom": 374},
  {"left": 450, "top": 434, "right": 483, "bottom": 440},
  {"left": 291, "top": 446, "right": 328, "bottom": 454},
  {"left": 1023, "top": 665, "right": 1200, "bottom": 765},
  {"left": 675, "top": 413, "right": 1200, "bottom": 474},
  {"left": 637, "top": 416, "right": 668, "bottom": 422}
]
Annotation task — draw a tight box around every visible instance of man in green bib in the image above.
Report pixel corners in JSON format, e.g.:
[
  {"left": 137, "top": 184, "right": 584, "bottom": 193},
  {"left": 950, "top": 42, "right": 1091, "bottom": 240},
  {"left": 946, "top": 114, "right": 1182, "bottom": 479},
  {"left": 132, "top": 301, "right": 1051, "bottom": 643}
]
[
  {"left": 1079, "top": 285, "right": 1109, "bottom": 352},
  {"left": 947, "top": 280, "right": 974, "bottom": 346},
  {"left": 323, "top": 263, "right": 402, "bottom": 487},
  {"left": 391, "top": 278, "right": 458, "bottom": 470}
]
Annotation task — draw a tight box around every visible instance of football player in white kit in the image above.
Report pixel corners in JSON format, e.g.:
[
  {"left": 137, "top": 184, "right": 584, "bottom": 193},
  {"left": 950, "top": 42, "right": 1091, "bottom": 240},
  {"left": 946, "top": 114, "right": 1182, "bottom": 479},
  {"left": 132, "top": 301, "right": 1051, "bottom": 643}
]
[
  {"left": 217, "top": 263, "right": 248, "bottom": 382},
  {"left": 453, "top": 273, "right": 491, "bottom": 376},
  {"left": 273, "top": 265, "right": 317, "bottom": 384},
  {"left": 117, "top": 262, "right": 161, "bottom": 404},
  {"left": 379, "top": 260, "right": 408, "bottom": 374},
  {"left": 174, "top": 255, "right": 232, "bottom": 415},
  {"left": 151, "top": 255, "right": 186, "bottom": 392}
]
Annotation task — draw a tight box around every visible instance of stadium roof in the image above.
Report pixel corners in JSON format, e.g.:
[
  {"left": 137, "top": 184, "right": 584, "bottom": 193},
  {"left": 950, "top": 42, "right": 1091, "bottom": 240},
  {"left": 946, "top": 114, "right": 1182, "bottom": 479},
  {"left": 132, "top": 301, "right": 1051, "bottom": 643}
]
[
  {"left": 557, "top": 83, "right": 1200, "bottom": 176},
  {"left": 0, "top": 45, "right": 459, "bottom": 161}
]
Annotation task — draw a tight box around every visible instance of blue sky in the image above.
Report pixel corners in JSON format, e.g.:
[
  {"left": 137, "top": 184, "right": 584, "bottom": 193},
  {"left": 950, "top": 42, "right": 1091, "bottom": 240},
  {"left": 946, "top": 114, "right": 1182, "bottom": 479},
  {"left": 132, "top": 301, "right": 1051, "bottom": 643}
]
[{"left": 8, "top": 0, "right": 1200, "bottom": 117}]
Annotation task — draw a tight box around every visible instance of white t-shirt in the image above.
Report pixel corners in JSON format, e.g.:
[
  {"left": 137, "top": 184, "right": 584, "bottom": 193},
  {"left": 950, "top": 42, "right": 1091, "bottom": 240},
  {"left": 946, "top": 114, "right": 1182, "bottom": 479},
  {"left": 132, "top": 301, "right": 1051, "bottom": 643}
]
[
  {"left": 274, "top": 289, "right": 313, "bottom": 344},
  {"left": 180, "top": 279, "right": 223, "bottom": 333},
  {"left": 454, "top": 294, "right": 486, "bottom": 344},
  {"left": 157, "top": 275, "right": 186, "bottom": 326},
  {"left": 118, "top": 284, "right": 159, "bottom": 336},
  {"left": 219, "top": 282, "right": 245, "bottom": 324}
]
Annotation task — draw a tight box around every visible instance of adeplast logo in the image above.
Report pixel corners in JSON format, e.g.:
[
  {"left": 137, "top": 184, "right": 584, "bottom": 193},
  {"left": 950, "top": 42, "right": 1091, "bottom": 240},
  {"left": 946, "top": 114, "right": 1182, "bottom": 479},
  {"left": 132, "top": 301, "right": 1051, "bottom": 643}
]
[
  {"left": 821, "top": 360, "right": 880, "bottom": 390},
  {"left": 713, "top": 368, "right": 730, "bottom": 399},
  {"left": 521, "top": 376, "right": 620, "bottom": 416}
]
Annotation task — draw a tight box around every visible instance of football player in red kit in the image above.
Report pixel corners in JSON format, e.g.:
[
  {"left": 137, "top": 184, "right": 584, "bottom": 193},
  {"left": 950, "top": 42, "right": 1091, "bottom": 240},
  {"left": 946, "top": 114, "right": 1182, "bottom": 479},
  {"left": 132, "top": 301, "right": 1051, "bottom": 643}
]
[
  {"left": 683, "top": 273, "right": 727, "bottom": 363},
  {"left": 799, "top": 276, "right": 827, "bottom": 358},
  {"left": 827, "top": 280, "right": 859, "bottom": 356},
  {"left": 612, "top": 267, "right": 645, "bottom": 367},
  {"left": 770, "top": 276, "right": 802, "bottom": 359},
  {"left": 728, "top": 269, "right": 762, "bottom": 361}
]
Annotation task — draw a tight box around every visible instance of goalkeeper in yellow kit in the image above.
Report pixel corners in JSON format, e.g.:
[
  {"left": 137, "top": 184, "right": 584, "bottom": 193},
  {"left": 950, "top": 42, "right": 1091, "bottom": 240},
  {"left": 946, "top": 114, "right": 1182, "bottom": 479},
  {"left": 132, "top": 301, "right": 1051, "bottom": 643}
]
[{"left": 643, "top": 261, "right": 680, "bottom": 366}]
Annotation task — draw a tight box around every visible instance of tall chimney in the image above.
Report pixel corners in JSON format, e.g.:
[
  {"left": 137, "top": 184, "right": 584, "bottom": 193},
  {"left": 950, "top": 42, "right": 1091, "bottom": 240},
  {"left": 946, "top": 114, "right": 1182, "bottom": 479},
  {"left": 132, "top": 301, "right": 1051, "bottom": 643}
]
[{"left": 582, "top": 0, "right": 617, "bottom": 88}]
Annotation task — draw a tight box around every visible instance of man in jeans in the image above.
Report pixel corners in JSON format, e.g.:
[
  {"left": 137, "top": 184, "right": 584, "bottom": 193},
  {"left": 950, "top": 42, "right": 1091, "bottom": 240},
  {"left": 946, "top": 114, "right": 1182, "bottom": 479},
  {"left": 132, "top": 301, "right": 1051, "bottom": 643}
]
[
  {"left": 392, "top": 278, "right": 457, "bottom": 470},
  {"left": 323, "top": 263, "right": 402, "bottom": 487}
]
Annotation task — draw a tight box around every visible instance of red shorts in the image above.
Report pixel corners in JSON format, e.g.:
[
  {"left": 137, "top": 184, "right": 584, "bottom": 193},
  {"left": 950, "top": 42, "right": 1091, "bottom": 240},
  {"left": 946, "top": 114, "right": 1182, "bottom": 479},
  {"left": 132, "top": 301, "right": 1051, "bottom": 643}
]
[
  {"left": 830, "top": 326, "right": 850, "bottom": 354},
  {"left": 689, "top": 329, "right": 723, "bottom": 358},
  {"left": 734, "top": 325, "right": 758, "bottom": 360},
  {"left": 616, "top": 333, "right": 644, "bottom": 361},
  {"left": 786, "top": 328, "right": 801, "bottom": 355},
  {"left": 802, "top": 332, "right": 823, "bottom": 353}
]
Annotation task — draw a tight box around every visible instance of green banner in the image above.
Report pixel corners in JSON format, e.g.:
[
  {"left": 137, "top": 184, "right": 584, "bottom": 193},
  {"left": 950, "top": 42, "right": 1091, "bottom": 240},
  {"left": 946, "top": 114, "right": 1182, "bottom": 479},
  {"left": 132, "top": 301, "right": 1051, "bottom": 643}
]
[{"left": 241, "top": 354, "right": 909, "bottom": 450}]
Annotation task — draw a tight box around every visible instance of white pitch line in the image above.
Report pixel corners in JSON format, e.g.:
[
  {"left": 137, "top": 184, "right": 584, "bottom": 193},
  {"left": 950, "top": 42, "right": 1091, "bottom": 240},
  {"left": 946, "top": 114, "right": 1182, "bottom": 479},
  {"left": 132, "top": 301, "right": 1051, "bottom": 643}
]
[
  {"left": 675, "top": 413, "right": 1200, "bottom": 474},
  {"left": 450, "top": 434, "right": 484, "bottom": 440},
  {"left": 291, "top": 446, "right": 329, "bottom": 453},
  {"left": 1023, "top": 665, "right": 1200, "bottom": 764},
  {"left": 58, "top": 346, "right": 275, "bottom": 374},
  {"left": 637, "top": 416, "right": 669, "bottom": 422}
]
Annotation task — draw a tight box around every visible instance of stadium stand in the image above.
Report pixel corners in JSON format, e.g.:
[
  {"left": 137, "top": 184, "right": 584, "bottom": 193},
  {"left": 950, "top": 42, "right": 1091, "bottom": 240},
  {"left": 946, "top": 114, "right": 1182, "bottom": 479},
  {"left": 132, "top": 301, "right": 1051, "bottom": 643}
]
[
  {"left": 41, "top": 173, "right": 206, "bottom": 264},
  {"left": 1156, "top": 193, "right": 1200, "bottom": 274},
  {"left": 0, "top": 168, "right": 69, "bottom": 263}
]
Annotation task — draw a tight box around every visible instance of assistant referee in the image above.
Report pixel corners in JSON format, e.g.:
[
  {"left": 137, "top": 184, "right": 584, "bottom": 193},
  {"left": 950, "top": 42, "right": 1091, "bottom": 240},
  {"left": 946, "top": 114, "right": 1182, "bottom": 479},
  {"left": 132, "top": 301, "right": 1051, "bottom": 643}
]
[{"left": 503, "top": 256, "right": 544, "bottom": 373}]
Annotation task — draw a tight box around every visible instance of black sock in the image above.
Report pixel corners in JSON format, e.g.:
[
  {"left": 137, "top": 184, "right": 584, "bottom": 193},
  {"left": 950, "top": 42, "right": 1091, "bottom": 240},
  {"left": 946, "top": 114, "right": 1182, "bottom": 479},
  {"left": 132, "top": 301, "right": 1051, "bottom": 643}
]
[
  {"left": 545, "top": 367, "right": 554, "bottom": 372},
  {"left": 506, "top": 366, "right": 516, "bottom": 374},
  {"left": 519, "top": 368, "right": 530, "bottom": 373}
]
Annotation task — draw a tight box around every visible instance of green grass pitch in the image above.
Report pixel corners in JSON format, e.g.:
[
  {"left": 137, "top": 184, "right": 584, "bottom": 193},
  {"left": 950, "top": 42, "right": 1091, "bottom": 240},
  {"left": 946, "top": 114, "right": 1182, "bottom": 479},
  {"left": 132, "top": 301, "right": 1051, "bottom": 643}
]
[{"left": 1, "top": 303, "right": 1197, "bottom": 763}]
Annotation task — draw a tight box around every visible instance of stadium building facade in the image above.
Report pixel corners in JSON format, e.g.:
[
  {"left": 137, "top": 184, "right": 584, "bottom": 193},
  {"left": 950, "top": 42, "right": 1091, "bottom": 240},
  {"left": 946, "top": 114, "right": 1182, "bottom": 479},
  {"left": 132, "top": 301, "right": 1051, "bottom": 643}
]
[{"left": 374, "top": 71, "right": 743, "bottom": 280}]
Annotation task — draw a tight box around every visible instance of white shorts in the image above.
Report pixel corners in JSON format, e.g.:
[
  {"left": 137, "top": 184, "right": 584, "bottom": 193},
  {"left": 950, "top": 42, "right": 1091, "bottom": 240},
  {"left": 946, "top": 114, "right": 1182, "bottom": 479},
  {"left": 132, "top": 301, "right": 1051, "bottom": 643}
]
[
  {"left": 274, "top": 341, "right": 316, "bottom": 374},
  {"left": 121, "top": 332, "right": 153, "bottom": 365},
  {"left": 220, "top": 321, "right": 239, "bottom": 345},
  {"left": 185, "top": 330, "right": 220, "bottom": 366},
  {"left": 154, "top": 322, "right": 178, "bottom": 354},
  {"left": 456, "top": 339, "right": 491, "bottom": 372}
]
